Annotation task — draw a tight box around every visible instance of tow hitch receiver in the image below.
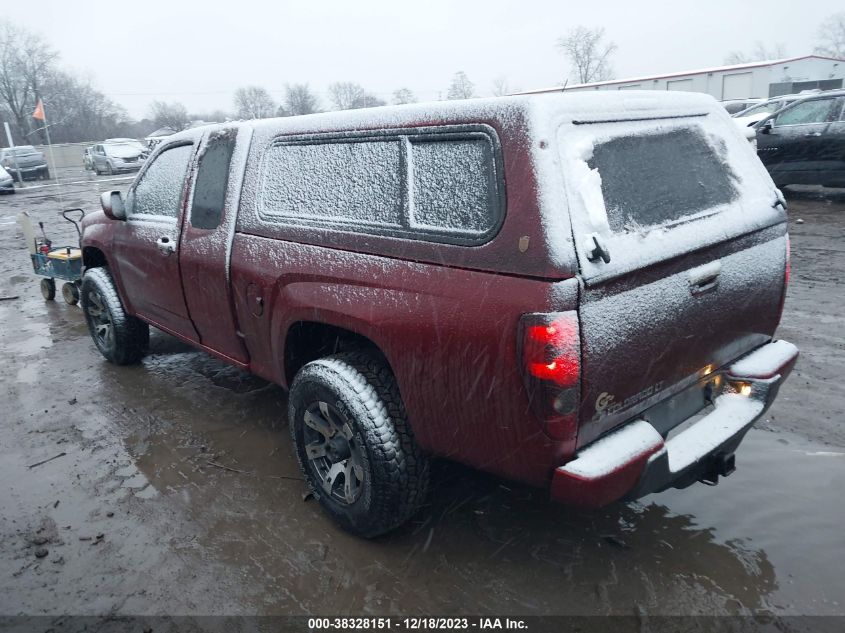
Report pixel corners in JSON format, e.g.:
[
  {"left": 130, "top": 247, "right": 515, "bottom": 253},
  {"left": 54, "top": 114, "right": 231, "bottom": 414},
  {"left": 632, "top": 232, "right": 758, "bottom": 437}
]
[{"left": 700, "top": 452, "right": 736, "bottom": 486}]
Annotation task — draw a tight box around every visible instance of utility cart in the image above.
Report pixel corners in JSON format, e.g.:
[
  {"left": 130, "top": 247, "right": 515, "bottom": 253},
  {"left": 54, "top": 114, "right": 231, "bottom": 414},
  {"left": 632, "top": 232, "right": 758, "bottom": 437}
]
[{"left": 18, "top": 208, "right": 85, "bottom": 305}]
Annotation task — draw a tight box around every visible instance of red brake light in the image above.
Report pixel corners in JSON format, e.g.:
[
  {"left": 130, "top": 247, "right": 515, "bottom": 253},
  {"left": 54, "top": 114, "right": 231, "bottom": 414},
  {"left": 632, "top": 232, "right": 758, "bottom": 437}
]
[
  {"left": 520, "top": 312, "right": 581, "bottom": 440},
  {"left": 524, "top": 319, "right": 579, "bottom": 387}
]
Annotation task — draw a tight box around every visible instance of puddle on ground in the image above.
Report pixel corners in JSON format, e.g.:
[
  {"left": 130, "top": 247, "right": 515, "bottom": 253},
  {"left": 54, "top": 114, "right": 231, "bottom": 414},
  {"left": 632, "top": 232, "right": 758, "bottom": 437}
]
[
  {"left": 0, "top": 205, "right": 843, "bottom": 616},
  {"left": 83, "top": 334, "right": 845, "bottom": 616}
]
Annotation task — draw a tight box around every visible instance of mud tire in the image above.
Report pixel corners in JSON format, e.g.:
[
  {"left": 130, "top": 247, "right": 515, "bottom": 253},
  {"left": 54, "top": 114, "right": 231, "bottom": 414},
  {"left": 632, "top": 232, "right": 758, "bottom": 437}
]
[
  {"left": 289, "top": 352, "right": 429, "bottom": 538},
  {"left": 81, "top": 267, "right": 148, "bottom": 365}
]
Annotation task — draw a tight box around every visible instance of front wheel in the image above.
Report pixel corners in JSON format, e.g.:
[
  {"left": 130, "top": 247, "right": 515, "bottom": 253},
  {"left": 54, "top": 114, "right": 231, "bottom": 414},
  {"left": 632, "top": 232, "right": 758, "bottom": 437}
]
[
  {"left": 289, "top": 352, "right": 429, "bottom": 538},
  {"left": 80, "top": 267, "right": 149, "bottom": 364}
]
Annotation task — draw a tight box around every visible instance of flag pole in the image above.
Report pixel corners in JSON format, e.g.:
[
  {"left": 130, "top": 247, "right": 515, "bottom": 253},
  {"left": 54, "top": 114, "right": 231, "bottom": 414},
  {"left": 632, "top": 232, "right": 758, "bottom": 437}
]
[{"left": 38, "top": 99, "right": 64, "bottom": 206}]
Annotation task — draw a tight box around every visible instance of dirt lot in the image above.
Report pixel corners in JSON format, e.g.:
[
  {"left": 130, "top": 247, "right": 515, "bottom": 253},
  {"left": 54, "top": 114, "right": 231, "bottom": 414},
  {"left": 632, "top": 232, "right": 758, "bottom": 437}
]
[{"left": 0, "top": 173, "right": 843, "bottom": 620}]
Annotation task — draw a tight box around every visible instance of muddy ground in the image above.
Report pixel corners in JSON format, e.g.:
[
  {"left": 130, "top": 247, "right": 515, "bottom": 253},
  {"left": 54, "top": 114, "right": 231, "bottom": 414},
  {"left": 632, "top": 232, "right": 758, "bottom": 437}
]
[{"left": 0, "top": 172, "right": 843, "bottom": 620}]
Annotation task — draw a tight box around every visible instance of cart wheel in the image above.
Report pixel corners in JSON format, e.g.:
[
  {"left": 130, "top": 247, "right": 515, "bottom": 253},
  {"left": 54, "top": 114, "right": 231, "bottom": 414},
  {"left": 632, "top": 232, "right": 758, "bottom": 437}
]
[
  {"left": 62, "top": 282, "right": 80, "bottom": 306},
  {"left": 40, "top": 278, "right": 56, "bottom": 300}
]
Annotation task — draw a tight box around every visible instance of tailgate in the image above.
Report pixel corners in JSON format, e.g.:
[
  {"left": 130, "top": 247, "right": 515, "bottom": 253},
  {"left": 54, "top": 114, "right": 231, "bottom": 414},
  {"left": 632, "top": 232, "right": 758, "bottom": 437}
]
[{"left": 554, "top": 106, "right": 788, "bottom": 447}]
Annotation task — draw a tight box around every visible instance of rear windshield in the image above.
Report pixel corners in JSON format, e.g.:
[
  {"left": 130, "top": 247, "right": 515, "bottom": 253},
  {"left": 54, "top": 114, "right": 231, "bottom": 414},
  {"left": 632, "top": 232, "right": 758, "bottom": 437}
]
[{"left": 588, "top": 127, "right": 738, "bottom": 233}]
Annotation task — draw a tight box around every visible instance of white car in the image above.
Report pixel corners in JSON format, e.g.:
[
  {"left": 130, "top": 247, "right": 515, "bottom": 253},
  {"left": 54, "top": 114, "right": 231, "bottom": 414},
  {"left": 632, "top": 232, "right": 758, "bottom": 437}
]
[{"left": 0, "top": 165, "right": 15, "bottom": 194}]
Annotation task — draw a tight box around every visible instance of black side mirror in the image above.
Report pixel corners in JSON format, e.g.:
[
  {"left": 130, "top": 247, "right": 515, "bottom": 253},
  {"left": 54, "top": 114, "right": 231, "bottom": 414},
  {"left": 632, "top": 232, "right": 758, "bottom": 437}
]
[
  {"left": 760, "top": 119, "right": 774, "bottom": 134},
  {"left": 100, "top": 190, "right": 126, "bottom": 221}
]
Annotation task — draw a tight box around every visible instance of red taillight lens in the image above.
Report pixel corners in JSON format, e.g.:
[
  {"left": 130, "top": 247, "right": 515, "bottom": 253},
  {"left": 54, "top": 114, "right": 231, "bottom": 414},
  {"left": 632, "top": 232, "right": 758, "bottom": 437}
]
[{"left": 520, "top": 312, "right": 581, "bottom": 440}]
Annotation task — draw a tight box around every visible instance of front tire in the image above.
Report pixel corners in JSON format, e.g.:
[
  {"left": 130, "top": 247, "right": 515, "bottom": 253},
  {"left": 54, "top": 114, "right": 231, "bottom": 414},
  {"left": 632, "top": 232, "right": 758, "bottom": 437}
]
[
  {"left": 289, "top": 352, "right": 428, "bottom": 538},
  {"left": 80, "top": 267, "right": 149, "bottom": 364}
]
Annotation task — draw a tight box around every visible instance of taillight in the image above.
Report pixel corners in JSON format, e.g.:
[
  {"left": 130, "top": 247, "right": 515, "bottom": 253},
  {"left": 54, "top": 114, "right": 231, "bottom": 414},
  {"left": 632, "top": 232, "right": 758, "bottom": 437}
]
[{"left": 519, "top": 311, "right": 581, "bottom": 440}]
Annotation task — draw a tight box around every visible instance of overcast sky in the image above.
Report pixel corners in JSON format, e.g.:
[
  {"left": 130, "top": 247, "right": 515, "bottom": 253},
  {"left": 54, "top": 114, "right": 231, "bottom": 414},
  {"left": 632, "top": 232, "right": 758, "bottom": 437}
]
[{"left": 4, "top": 0, "right": 843, "bottom": 119}]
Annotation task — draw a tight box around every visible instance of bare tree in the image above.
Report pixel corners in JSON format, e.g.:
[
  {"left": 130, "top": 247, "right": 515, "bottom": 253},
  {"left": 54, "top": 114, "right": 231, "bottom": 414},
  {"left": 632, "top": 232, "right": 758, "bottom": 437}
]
[
  {"left": 149, "top": 101, "right": 190, "bottom": 132},
  {"left": 36, "top": 69, "right": 130, "bottom": 143},
  {"left": 279, "top": 83, "right": 320, "bottom": 116},
  {"left": 328, "top": 82, "right": 385, "bottom": 110},
  {"left": 0, "top": 20, "right": 58, "bottom": 142},
  {"left": 392, "top": 88, "right": 416, "bottom": 105},
  {"left": 815, "top": 12, "right": 845, "bottom": 58},
  {"left": 491, "top": 76, "right": 510, "bottom": 97},
  {"left": 557, "top": 26, "right": 617, "bottom": 84},
  {"left": 233, "top": 86, "right": 276, "bottom": 120},
  {"left": 724, "top": 42, "right": 788, "bottom": 65},
  {"left": 446, "top": 71, "right": 475, "bottom": 100}
]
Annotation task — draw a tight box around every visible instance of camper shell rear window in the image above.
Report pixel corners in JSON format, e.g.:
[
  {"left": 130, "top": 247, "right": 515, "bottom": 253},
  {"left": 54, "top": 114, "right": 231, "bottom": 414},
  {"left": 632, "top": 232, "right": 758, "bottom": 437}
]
[{"left": 589, "top": 127, "right": 739, "bottom": 233}]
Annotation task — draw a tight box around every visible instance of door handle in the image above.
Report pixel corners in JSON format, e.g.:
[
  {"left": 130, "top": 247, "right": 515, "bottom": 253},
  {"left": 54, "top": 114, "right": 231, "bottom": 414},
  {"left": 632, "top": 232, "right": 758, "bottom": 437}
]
[
  {"left": 156, "top": 236, "right": 176, "bottom": 255},
  {"left": 803, "top": 132, "right": 822, "bottom": 137},
  {"left": 584, "top": 234, "right": 611, "bottom": 264},
  {"left": 688, "top": 261, "right": 721, "bottom": 295}
]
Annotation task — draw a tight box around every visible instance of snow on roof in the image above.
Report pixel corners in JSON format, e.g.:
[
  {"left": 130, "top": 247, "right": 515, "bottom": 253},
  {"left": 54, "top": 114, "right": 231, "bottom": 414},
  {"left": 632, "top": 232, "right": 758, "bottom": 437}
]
[{"left": 518, "top": 54, "right": 845, "bottom": 94}]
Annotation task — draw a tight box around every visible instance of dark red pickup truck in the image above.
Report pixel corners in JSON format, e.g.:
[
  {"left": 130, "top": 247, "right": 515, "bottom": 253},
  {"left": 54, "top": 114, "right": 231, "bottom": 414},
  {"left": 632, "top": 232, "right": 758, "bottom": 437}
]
[{"left": 80, "top": 93, "right": 797, "bottom": 537}]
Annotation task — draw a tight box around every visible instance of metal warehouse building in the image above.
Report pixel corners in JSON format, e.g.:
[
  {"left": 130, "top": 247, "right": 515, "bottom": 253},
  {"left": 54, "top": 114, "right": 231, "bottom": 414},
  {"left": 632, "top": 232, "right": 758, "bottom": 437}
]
[{"left": 524, "top": 55, "right": 844, "bottom": 100}]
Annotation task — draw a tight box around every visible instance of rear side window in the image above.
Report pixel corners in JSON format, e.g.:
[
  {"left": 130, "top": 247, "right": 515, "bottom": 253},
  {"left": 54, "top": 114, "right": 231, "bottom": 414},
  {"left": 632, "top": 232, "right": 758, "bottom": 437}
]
[
  {"left": 588, "top": 128, "right": 737, "bottom": 233},
  {"left": 258, "top": 127, "right": 503, "bottom": 245},
  {"left": 261, "top": 140, "right": 403, "bottom": 229},
  {"left": 131, "top": 144, "right": 193, "bottom": 218},
  {"left": 191, "top": 132, "right": 236, "bottom": 229},
  {"left": 409, "top": 139, "right": 495, "bottom": 236}
]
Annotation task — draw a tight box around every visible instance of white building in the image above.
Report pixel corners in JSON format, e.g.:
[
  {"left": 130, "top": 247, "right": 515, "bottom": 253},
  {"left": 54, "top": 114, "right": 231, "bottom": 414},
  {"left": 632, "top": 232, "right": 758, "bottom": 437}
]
[{"left": 522, "top": 55, "right": 844, "bottom": 101}]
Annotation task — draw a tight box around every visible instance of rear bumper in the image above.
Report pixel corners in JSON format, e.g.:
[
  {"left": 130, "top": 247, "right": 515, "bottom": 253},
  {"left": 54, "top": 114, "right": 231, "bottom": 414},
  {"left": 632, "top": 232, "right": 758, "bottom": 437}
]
[{"left": 550, "top": 340, "right": 798, "bottom": 507}]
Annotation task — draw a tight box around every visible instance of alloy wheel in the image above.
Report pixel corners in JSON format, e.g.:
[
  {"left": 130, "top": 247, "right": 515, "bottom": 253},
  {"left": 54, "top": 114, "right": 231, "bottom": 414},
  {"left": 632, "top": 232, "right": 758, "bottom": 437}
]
[{"left": 303, "top": 401, "right": 366, "bottom": 505}]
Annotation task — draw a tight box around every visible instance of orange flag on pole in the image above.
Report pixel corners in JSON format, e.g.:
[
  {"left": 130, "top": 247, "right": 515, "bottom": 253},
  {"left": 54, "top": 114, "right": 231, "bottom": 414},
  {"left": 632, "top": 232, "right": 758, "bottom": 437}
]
[{"left": 32, "top": 99, "right": 45, "bottom": 121}]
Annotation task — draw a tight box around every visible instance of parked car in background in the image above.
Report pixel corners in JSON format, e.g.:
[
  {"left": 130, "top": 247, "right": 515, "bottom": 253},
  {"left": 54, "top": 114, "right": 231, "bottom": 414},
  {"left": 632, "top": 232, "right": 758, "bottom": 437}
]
[
  {"left": 0, "top": 165, "right": 15, "bottom": 193},
  {"left": 0, "top": 145, "right": 49, "bottom": 181},
  {"left": 755, "top": 89, "right": 845, "bottom": 188},
  {"left": 733, "top": 91, "right": 822, "bottom": 127},
  {"left": 83, "top": 146, "right": 94, "bottom": 171},
  {"left": 91, "top": 140, "right": 148, "bottom": 175},
  {"left": 720, "top": 98, "right": 764, "bottom": 115},
  {"left": 80, "top": 92, "right": 796, "bottom": 537}
]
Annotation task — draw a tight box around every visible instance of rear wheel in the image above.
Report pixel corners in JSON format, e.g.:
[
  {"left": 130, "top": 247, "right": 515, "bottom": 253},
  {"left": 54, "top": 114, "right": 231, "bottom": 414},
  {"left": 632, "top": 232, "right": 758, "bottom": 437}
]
[
  {"left": 289, "top": 352, "right": 428, "bottom": 538},
  {"left": 40, "top": 278, "right": 55, "bottom": 300},
  {"left": 61, "top": 281, "right": 80, "bottom": 305},
  {"left": 81, "top": 267, "right": 148, "bottom": 364}
]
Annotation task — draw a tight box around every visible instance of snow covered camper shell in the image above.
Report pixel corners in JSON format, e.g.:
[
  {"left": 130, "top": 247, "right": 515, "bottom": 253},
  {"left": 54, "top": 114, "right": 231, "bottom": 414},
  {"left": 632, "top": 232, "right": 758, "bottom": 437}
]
[{"left": 80, "top": 92, "right": 795, "bottom": 537}]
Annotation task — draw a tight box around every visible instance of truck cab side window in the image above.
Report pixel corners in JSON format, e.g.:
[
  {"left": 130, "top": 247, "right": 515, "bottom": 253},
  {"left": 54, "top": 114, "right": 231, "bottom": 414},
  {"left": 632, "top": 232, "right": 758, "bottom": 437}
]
[
  {"left": 190, "top": 132, "right": 235, "bottom": 230},
  {"left": 130, "top": 144, "right": 193, "bottom": 218}
]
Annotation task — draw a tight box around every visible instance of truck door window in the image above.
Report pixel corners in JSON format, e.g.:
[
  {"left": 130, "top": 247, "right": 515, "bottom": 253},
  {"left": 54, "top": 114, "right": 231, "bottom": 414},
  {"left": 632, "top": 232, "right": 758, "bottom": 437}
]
[
  {"left": 129, "top": 144, "right": 193, "bottom": 218},
  {"left": 190, "top": 132, "right": 236, "bottom": 230}
]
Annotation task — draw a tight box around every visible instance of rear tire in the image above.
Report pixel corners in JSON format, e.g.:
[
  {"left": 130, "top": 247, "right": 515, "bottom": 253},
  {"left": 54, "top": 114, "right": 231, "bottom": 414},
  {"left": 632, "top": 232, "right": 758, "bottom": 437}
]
[
  {"left": 289, "top": 352, "right": 429, "bottom": 538},
  {"left": 61, "top": 281, "right": 80, "bottom": 306},
  {"left": 40, "top": 278, "right": 56, "bottom": 301},
  {"left": 80, "top": 267, "right": 148, "bottom": 364}
]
